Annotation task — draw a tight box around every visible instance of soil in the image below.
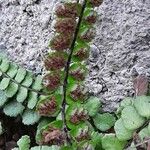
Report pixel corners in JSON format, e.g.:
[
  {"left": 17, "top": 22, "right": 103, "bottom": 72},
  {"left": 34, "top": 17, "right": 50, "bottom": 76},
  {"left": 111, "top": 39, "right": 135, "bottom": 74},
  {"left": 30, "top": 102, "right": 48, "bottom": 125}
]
[{"left": 0, "top": 111, "right": 37, "bottom": 150}]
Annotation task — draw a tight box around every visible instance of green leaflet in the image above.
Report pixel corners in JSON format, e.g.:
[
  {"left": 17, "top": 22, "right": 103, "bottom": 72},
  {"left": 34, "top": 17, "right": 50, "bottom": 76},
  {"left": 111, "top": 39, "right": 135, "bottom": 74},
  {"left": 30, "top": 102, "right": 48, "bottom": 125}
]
[
  {"left": 6, "top": 63, "right": 18, "bottom": 78},
  {"left": 114, "top": 118, "right": 133, "bottom": 141},
  {"left": 91, "top": 132, "right": 103, "bottom": 150},
  {"left": 36, "top": 118, "right": 54, "bottom": 143},
  {"left": 22, "top": 71, "right": 33, "bottom": 87},
  {"left": 0, "top": 58, "right": 9, "bottom": 72},
  {"left": 5, "top": 82, "right": 18, "bottom": 98},
  {"left": 102, "top": 134, "right": 126, "bottom": 150},
  {"left": 0, "top": 78, "right": 11, "bottom": 90},
  {"left": 134, "top": 96, "right": 150, "bottom": 118},
  {"left": 84, "top": 97, "right": 101, "bottom": 117},
  {"left": 0, "top": 90, "right": 7, "bottom": 107},
  {"left": 17, "top": 135, "right": 30, "bottom": 150},
  {"left": 27, "top": 91, "right": 38, "bottom": 109},
  {"left": 16, "top": 87, "right": 28, "bottom": 103},
  {"left": 93, "top": 113, "right": 116, "bottom": 131},
  {"left": 0, "top": 55, "right": 44, "bottom": 124},
  {"left": 15, "top": 67, "right": 27, "bottom": 83},
  {"left": 121, "top": 106, "right": 145, "bottom": 130},
  {"left": 3, "top": 101, "right": 25, "bottom": 117},
  {"left": 139, "top": 127, "right": 150, "bottom": 141},
  {"left": 22, "top": 109, "right": 40, "bottom": 125},
  {"left": 116, "top": 97, "right": 133, "bottom": 116},
  {"left": 32, "top": 75, "right": 43, "bottom": 91}
]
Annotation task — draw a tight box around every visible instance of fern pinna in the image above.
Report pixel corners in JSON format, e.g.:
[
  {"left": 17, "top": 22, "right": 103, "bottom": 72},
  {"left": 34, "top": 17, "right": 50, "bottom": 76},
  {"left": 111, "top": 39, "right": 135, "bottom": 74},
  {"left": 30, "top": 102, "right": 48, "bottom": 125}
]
[
  {"left": 0, "top": 54, "right": 44, "bottom": 125},
  {"left": 36, "top": 0, "right": 106, "bottom": 149}
]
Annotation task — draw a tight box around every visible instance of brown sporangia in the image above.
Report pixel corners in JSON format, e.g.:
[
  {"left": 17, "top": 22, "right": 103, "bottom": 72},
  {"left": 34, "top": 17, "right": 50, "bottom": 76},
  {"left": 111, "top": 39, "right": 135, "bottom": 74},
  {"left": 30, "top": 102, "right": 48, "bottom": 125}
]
[
  {"left": 42, "top": 127, "right": 65, "bottom": 145},
  {"left": 38, "top": 96, "right": 57, "bottom": 116},
  {"left": 55, "top": 3, "right": 81, "bottom": 18},
  {"left": 70, "top": 86, "right": 86, "bottom": 101},
  {"left": 74, "top": 48, "right": 89, "bottom": 61},
  {"left": 84, "top": 12, "right": 97, "bottom": 24},
  {"left": 70, "top": 109, "right": 88, "bottom": 124},
  {"left": 50, "top": 35, "right": 72, "bottom": 51},
  {"left": 80, "top": 28, "right": 95, "bottom": 42},
  {"left": 76, "top": 129, "right": 90, "bottom": 142},
  {"left": 43, "top": 73, "right": 61, "bottom": 91},
  {"left": 89, "top": 0, "right": 103, "bottom": 7},
  {"left": 44, "top": 53, "right": 66, "bottom": 71},
  {"left": 54, "top": 18, "right": 76, "bottom": 35},
  {"left": 70, "top": 69, "right": 85, "bottom": 81}
]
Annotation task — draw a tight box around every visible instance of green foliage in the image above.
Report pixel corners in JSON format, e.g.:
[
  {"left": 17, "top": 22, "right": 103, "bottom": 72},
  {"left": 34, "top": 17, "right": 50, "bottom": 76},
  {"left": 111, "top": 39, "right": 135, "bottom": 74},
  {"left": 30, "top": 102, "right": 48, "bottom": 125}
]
[
  {"left": 2, "top": 0, "right": 150, "bottom": 149},
  {"left": 101, "top": 134, "right": 126, "bottom": 150},
  {"left": 114, "top": 96, "right": 150, "bottom": 145},
  {"left": 114, "top": 119, "right": 133, "bottom": 141},
  {"left": 17, "top": 135, "right": 30, "bottom": 150},
  {"left": 84, "top": 97, "right": 101, "bottom": 117},
  {"left": 3, "top": 101, "right": 25, "bottom": 117},
  {"left": 0, "top": 54, "right": 43, "bottom": 125},
  {"left": 93, "top": 113, "right": 116, "bottom": 131},
  {"left": 133, "top": 96, "right": 150, "bottom": 118},
  {"left": 121, "top": 106, "right": 145, "bottom": 130},
  {"left": 13, "top": 135, "right": 60, "bottom": 150},
  {"left": 22, "top": 109, "right": 40, "bottom": 125}
]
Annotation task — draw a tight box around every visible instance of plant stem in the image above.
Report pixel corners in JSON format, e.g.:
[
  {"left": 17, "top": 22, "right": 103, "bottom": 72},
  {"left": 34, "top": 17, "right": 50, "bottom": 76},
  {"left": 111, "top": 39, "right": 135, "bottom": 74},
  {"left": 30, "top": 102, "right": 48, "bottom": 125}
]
[{"left": 61, "top": 0, "right": 87, "bottom": 145}]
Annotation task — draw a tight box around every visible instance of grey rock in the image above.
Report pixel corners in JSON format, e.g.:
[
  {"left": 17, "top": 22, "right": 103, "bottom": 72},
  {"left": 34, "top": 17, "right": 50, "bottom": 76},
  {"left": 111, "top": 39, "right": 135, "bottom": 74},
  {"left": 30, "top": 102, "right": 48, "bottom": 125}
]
[{"left": 0, "top": 0, "right": 150, "bottom": 111}]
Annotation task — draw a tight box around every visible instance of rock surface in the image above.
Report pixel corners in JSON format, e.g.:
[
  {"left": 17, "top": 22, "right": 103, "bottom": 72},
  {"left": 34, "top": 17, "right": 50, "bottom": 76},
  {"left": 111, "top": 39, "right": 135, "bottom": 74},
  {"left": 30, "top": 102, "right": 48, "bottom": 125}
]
[{"left": 0, "top": 0, "right": 150, "bottom": 111}]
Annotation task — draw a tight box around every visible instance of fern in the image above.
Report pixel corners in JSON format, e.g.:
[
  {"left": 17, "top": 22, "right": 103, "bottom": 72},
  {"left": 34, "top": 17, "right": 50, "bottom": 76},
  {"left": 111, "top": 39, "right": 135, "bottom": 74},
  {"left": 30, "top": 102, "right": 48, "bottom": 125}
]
[
  {"left": 13, "top": 135, "right": 60, "bottom": 150},
  {"left": 0, "top": 54, "right": 44, "bottom": 125}
]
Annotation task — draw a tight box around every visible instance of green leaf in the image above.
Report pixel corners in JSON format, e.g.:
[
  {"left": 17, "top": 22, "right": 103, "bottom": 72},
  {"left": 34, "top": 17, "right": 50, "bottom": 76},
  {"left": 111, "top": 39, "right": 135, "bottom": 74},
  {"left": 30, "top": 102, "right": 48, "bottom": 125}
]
[
  {"left": 93, "top": 113, "right": 116, "bottom": 131},
  {"left": 22, "top": 109, "right": 40, "bottom": 125},
  {"left": 116, "top": 97, "right": 133, "bottom": 115},
  {"left": 102, "top": 134, "right": 126, "bottom": 150},
  {"left": 121, "top": 106, "right": 145, "bottom": 130},
  {"left": 17, "top": 135, "right": 30, "bottom": 150},
  {"left": 22, "top": 72, "right": 33, "bottom": 87},
  {"left": 6, "top": 63, "right": 18, "bottom": 78},
  {"left": 0, "top": 90, "right": 8, "bottom": 107},
  {"left": 5, "top": 82, "right": 18, "bottom": 97},
  {"left": 27, "top": 92, "right": 38, "bottom": 109},
  {"left": 0, "top": 58, "right": 10, "bottom": 72},
  {"left": 134, "top": 96, "right": 150, "bottom": 118},
  {"left": 70, "top": 124, "right": 90, "bottom": 141},
  {"left": 32, "top": 75, "right": 43, "bottom": 90},
  {"left": 84, "top": 97, "right": 101, "bottom": 117},
  {"left": 15, "top": 67, "right": 27, "bottom": 83},
  {"left": 16, "top": 87, "right": 28, "bottom": 103},
  {"left": 91, "top": 132, "right": 103, "bottom": 150},
  {"left": 0, "top": 78, "right": 11, "bottom": 90},
  {"left": 66, "top": 104, "right": 87, "bottom": 129},
  {"left": 114, "top": 118, "right": 134, "bottom": 141},
  {"left": 31, "top": 146, "right": 60, "bottom": 150},
  {"left": 37, "top": 94, "right": 62, "bottom": 117},
  {"left": 3, "top": 101, "right": 24, "bottom": 117},
  {"left": 139, "top": 127, "right": 150, "bottom": 141},
  {"left": 36, "top": 118, "right": 54, "bottom": 143}
]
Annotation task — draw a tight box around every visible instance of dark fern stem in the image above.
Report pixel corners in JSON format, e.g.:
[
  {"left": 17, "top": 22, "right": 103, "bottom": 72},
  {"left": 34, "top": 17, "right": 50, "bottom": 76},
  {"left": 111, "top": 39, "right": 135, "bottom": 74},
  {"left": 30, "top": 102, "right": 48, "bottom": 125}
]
[{"left": 61, "top": 0, "right": 87, "bottom": 145}]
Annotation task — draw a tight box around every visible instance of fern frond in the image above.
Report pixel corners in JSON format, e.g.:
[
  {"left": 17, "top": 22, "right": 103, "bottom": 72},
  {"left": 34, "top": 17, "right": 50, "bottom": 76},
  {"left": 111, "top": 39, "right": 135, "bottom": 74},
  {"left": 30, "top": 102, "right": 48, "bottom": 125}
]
[{"left": 0, "top": 54, "right": 45, "bottom": 125}]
